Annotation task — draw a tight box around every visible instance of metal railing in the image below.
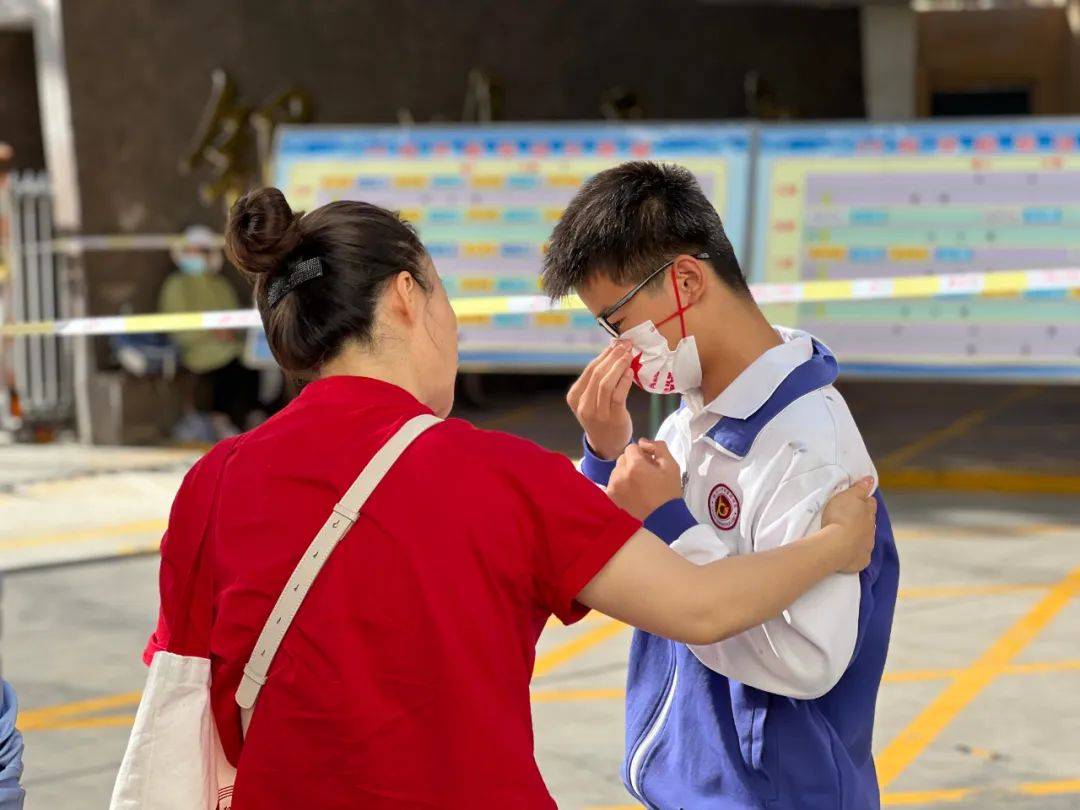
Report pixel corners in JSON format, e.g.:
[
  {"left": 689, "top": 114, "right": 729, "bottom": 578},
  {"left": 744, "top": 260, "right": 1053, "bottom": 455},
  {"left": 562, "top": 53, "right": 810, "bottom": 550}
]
[{"left": 1, "top": 171, "right": 73, "bottom": 423}]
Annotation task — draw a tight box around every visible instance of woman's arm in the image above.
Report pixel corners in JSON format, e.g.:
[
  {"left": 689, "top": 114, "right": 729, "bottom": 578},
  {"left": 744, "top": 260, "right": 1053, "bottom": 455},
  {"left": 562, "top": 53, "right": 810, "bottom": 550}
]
[{"left": 576, "top": 481, "right": 876, "bottom": 645}]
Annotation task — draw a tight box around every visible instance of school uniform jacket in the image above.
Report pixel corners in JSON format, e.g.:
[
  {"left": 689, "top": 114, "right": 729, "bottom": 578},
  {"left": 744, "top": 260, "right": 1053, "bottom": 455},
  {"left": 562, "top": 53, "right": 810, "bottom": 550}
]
[{"left": 581, "top": 328, "right": 900, "bottom": 809}]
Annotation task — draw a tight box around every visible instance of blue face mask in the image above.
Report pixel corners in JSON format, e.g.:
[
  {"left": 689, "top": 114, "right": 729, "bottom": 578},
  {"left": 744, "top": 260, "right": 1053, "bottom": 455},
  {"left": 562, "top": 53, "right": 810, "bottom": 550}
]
[{"left": 177, "top": 254, "right": 209, "bottom": 275}]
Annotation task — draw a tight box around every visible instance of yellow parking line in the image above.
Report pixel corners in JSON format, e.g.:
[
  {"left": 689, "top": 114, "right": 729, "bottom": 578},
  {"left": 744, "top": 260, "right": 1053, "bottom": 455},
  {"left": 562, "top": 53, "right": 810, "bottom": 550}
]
[
  {"left": 1007, "top": 660, "right": 1080, "bottom": 677},
  {"left": 115, "top": 542, "right": 165, "bottom": 557},
  {"left": 533, "top": 619, "right": 627, "bottom": 678},
  {"left": 0, "top": 519, "right": 165, "bottom": 551},
  {"left": 530, "top": 688, "right": 625, "bottom": 703},
  {"left": 18, "top": 690, "right": 142, "bottom": 730},
  {"left": 1021, "top": 778, "right": 1080, "bottom": 796},
  {"left": 32, "top": 714, "right": 137, "bottom": 732},
  {"left": 875, "top": 565, "right": 1080, "bottom": 788},
  {"left": 882, "top": 467, "right": 1080, "bottom": 495},
  {"left": 882, "top": 778, "right": 1080, "bottom": 806},
  {"left": 878, "top": 389, "right": 1034, "bottom": 470},
  {"left": 881, "top": 787, "right": 972, "bottom": 805}
]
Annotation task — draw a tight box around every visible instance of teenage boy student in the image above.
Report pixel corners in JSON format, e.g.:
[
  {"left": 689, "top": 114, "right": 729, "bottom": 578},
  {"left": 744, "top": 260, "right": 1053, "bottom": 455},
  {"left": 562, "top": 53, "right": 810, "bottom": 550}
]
[{"left": 542, "top": 162, "right": 900, "bottom": 810}]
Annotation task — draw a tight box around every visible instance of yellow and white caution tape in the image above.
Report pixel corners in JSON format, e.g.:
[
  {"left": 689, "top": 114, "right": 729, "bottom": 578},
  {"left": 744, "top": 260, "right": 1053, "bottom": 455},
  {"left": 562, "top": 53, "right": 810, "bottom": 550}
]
[
  {"left": 1, "top": 268, "right": 1077, "bottom": 338},
  {"left": 750, "top": 266, "right": 1080, "bottom": 304},
  {"left": 18, "top": 234, "right": 226, "bottom": 255}
]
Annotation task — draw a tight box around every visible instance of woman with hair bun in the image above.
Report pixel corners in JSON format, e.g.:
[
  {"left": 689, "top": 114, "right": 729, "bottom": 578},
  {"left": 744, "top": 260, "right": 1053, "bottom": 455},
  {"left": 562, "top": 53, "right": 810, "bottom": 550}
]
[{"left": 143, "top": 187, "right": 878, "bottom": 808}]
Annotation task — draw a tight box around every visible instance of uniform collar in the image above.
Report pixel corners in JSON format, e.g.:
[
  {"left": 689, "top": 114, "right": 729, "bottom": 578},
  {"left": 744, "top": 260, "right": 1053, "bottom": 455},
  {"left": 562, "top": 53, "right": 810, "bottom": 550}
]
[
  {"left": 696, "top": 330, "right": 839, "bottom": 459},
  {"left": 685, "top": 327, "right": 814, "bottom": 420}
]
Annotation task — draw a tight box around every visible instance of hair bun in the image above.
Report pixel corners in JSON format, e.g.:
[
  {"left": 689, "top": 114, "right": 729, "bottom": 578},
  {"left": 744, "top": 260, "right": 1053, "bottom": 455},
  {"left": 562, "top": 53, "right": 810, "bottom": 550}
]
[{"left": 225, "top": 187, "right": 303, "bottom": 276}]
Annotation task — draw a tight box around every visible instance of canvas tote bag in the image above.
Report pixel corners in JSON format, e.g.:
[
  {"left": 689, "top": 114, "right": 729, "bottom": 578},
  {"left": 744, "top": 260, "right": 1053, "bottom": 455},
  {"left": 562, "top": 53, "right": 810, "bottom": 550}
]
[{"left": 110, "top": 413, "right": 442, "bottom": 810}]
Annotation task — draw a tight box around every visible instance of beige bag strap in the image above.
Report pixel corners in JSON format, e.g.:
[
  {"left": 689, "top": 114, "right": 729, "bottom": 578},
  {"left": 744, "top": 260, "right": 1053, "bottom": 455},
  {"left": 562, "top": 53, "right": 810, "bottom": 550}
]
[{"left": 235, "top": 413, "right": 442, "bottom": 735}]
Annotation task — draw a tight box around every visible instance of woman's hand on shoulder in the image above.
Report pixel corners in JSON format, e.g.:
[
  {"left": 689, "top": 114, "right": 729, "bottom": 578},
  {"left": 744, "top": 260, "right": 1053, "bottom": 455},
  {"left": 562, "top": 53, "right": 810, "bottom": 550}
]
[{"left": 821, "top": 478, "right": 877, "bottom": 574}]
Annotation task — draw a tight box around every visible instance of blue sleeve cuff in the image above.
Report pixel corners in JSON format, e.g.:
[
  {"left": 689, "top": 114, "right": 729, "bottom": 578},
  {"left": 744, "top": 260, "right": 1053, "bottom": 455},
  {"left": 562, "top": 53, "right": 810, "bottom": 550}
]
[
  {"left": 643, "top": 498, "right": 698, "bottom": 545},
  {"left": 580, "top": 434, "right": 619, "bottom": 486}
]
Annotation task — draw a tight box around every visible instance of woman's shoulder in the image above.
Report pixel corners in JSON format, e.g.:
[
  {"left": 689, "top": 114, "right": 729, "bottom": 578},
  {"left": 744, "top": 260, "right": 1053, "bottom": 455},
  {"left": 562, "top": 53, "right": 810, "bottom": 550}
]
[
  {"left": 426, "top": 417, "right": 575, "bottom": 474},
  {"left": 178, "top": 434, "right": 246, "bottom": 497}
]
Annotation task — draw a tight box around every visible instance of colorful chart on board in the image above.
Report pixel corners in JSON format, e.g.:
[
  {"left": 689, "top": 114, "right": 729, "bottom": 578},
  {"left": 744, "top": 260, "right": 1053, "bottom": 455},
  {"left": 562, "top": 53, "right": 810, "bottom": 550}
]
[
  {"left": 752, "top": 120, "right": 1080, "bottom": 379},
  {"left": 274, "top": 124, "right": 752, "bottom": 370}
]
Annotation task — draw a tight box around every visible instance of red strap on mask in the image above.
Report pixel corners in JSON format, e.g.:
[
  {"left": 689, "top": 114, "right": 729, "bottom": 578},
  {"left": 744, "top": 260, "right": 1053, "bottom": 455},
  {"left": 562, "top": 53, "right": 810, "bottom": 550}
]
[{"left": 654, "top": 267, "right": 691, "bottom": 337}]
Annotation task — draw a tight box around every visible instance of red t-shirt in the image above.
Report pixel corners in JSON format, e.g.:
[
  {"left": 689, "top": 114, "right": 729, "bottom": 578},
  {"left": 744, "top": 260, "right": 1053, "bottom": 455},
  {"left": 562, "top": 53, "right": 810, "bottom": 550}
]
[{"left": 146, "top": 375, "right": 640, "bottom": 809}]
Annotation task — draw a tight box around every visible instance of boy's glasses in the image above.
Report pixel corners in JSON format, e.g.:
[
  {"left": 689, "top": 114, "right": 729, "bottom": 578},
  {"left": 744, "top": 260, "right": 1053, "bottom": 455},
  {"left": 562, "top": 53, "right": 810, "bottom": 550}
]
[{"left": 596, "top": 252, "right": 710, "bottom": 338}]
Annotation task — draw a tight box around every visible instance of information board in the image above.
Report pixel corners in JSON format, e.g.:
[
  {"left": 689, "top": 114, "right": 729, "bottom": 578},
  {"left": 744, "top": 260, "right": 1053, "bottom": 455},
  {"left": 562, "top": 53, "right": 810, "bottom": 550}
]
[
  {"left": 752, "top": 120, "right": 1080, "bottom": 379},
  {"left": 275, "top": 124, "right": 752, "bottom": 370}
]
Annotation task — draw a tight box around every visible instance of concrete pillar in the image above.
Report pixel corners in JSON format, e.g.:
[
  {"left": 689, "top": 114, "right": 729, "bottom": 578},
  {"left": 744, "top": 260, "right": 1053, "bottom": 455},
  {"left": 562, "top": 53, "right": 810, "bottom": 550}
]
[
  {"left": 861, "top": 5, "right": 918, "bottom": 121},
  {"left": 1068, "top": 0, "right": 1080, "bottom": 114}
]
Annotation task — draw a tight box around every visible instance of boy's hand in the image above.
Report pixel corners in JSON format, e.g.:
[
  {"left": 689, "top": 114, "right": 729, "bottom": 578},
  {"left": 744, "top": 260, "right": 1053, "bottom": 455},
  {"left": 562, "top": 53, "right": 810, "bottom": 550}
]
[
  {"left": 607, "top": 439, "right": 683, "bottom": 520},
  {"left": 567, "top": 343, "right": 634, "bottom": 460},
  {"left": 822, "top": 477, "right": 878, "bottom": 574}
]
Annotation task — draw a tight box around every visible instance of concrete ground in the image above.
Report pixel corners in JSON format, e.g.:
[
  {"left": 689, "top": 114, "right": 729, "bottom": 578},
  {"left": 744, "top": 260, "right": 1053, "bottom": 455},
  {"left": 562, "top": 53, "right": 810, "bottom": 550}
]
[
  {"left": 2, "top": 381, "right": 1078, "bottom": 809},
  {"left": 0, "top": 444, "right": 196, "bottom": 571}
]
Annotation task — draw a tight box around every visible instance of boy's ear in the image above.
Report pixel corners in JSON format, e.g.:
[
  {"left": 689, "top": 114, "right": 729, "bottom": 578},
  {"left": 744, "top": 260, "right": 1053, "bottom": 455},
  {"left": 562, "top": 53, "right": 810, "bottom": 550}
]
[{"left": 673, "top": 254, "right": 707, "bottom": 305}]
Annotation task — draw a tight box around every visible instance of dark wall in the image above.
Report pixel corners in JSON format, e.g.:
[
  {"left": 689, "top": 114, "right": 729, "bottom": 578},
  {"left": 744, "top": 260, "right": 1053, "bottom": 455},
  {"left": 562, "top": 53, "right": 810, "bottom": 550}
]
[
  {"left": 0, "top": 29, "right": 45, "bottom": 170},
  {"left": 61, "top": 0, "right": 865, "bottom": 314}
]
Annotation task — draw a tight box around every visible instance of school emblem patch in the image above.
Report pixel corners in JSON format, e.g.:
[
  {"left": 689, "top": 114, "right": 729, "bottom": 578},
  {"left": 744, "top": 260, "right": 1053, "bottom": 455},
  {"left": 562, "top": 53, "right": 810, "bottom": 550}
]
[{"left": 708, "top": 484, "right": 740, "bottom": 530}]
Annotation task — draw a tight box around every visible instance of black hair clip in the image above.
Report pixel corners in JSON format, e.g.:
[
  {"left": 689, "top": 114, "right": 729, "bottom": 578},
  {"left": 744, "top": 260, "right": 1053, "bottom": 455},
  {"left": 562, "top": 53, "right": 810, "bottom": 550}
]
[{"left": 267, "top": 257, "right": 325, "bottom": 308}]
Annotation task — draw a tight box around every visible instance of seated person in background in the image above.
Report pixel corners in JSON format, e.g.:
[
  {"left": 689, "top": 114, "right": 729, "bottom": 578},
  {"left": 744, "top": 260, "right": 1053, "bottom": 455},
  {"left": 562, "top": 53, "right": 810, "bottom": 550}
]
[{"left": 159, "top": 225, "right": 263, "bottom": 441}]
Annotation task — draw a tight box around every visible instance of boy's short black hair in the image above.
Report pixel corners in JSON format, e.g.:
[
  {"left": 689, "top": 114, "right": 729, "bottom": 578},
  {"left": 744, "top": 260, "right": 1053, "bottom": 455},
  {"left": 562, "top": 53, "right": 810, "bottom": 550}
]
[{"left": 542, "top": 161, "right": 749, "bottom": 300}]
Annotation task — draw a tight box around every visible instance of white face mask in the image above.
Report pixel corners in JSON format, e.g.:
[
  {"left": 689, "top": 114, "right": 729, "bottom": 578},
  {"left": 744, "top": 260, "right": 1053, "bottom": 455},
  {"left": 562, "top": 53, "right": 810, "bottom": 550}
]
[{"left": 621, "top": 319, "right": 702, "bottom": 395}]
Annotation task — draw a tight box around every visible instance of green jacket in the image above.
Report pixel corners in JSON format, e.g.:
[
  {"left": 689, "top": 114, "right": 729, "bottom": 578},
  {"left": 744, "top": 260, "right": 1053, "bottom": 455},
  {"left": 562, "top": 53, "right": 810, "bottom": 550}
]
[{"left": 158, "top": 272, "right": 244, "bottom": 373}]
